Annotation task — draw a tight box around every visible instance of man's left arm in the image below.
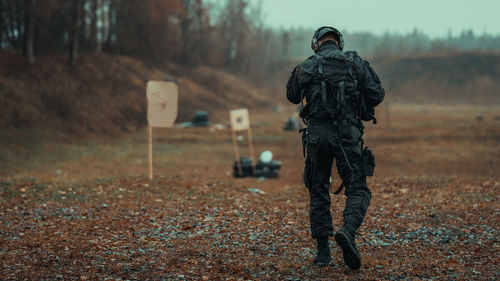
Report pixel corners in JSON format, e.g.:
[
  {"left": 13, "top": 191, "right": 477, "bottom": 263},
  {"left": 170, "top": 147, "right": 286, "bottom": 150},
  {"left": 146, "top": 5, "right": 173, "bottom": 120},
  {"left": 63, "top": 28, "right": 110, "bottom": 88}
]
[{"left": 357, "top": 58, "right": 385, "bottom": 107}]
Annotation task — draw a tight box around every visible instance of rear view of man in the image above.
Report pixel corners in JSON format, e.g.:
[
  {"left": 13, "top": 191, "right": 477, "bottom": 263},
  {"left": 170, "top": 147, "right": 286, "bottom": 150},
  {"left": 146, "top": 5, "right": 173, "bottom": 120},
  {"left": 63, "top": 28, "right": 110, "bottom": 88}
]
[{"left": 286, "top": 26, "right": 385, "bottom": 269}]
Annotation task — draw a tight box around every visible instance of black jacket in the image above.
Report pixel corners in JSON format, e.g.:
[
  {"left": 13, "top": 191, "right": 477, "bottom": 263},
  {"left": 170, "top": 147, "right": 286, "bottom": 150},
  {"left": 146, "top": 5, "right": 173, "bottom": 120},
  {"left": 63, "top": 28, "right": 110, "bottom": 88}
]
[{"left": 286, "top": 41, "right": 385, "bottom": 121}]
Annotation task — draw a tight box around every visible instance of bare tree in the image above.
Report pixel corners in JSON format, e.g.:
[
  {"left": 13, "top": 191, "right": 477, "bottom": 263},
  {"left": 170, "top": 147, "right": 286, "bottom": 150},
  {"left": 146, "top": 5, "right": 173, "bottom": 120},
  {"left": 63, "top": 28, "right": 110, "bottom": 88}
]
[
  {"left": 3, "top": 0, "right": 22, "bottom": 49},
  {"left": 180, "top": 0, "right": 210, "bottom": 65},
  {"left": 180, "top": 0, "right": 193, "bottom": 64},
  {"left": 68, "top": 0, "right": 82, "bottom": 65},
  {"left": 0, "top": 0, "right": 5, "bottom": 47},
  {"left": 89, "top": 0, "right": 98, "bottom": 52},
  {"left": 104, "top": 0, "right": 116, "bottom": 52},
  {"left": 22, "top": 0, "right": 36, "bottom": 64},
  {"left": 216, "top": 0, "right": 249, "bottom": 68}
]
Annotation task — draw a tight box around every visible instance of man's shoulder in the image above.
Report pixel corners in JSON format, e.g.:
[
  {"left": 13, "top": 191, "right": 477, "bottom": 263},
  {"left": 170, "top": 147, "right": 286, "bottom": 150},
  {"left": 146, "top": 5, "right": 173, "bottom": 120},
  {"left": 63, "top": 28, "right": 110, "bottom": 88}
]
[
  {"left": 344, "top": 50, "right": 364, "bottom": 64},
  {"left": 301, "top": 54, "right": 317, "bottom": 65},
  {"left": 297, "top": 55, "right": 317, "bottom": 73},
  {"left": 344, "top": 50, "right": 359, "bottom": 56}
]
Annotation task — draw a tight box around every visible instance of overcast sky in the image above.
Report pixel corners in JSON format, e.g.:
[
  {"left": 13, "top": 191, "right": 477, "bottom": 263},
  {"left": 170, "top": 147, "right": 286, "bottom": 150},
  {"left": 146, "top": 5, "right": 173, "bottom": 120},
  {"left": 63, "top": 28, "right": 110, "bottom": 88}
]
[{"left": 259, "top": 0, "right": 500, "bottom": 38}]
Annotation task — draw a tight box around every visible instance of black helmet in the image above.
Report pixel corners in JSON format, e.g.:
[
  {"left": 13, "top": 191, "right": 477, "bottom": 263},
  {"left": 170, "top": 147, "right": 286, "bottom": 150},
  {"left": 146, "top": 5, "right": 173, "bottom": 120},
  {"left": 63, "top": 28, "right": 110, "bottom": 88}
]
[{"left": 311, "top": 26, "right": 344, "bottom": 52}]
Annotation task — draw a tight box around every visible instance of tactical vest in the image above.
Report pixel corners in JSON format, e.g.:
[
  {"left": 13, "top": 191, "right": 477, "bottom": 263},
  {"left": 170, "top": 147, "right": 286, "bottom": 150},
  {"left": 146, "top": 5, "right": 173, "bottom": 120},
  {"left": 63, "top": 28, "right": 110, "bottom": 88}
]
[{"left": 301, "top": 50, "right": 361, "bottom": 123}]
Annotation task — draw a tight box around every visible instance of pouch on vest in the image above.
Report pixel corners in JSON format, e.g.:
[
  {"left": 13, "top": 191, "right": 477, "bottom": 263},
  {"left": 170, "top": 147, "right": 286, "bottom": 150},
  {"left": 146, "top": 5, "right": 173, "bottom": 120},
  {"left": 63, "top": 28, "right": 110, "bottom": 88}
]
[
  {"left": 304, "top": 156, "right": 313, "bottom": 189},
  {"left": 299, "top": 103, "right": 310, "bottom": 120},
  {"left": 338, "top": 119, "right": 352, "bottom": 140},
  {"left": 303, "top": 135, "right": 319, "bottom": 189}
]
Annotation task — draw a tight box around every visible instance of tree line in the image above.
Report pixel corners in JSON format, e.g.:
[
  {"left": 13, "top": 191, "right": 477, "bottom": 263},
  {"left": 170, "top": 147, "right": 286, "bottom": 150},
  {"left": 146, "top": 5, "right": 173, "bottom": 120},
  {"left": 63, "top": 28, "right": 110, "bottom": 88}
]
[
  {"left": 1, "top": 0, "right": 500, "bottom": 80},
  {"left": 0, "top": 0, "right": 273, "bottom": 73}
]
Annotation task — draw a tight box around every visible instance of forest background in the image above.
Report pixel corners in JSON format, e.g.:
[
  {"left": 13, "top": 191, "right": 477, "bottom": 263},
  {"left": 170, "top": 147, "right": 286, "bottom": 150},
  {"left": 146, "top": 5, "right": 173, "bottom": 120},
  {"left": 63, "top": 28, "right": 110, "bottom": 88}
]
[{"left": 1, "top": 0, "right": 499, "bottom": 133}]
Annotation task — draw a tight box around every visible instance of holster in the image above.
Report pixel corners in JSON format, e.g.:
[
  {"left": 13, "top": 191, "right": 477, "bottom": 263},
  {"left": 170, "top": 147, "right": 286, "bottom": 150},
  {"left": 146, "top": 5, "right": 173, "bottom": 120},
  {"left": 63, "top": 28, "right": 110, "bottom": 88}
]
[
  {"left": 303, "top": 154, "right": 312, "bottom": 189},
  {"left": 299, "top": 127, "right": 313, "bottom": 189},
  {"left": 299, "top": 127, "right": 308, "bottom": 157},
  {"left": 362, "top": 146, "right": 375, "bottom": 176}
]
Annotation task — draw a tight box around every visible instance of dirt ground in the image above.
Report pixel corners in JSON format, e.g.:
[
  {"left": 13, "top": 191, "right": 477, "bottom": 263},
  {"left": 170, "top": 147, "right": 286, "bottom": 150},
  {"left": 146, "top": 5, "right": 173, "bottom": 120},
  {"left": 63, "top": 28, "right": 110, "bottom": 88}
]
[{"left": 1, "top": 104, "right": 499, "bottom": 280}]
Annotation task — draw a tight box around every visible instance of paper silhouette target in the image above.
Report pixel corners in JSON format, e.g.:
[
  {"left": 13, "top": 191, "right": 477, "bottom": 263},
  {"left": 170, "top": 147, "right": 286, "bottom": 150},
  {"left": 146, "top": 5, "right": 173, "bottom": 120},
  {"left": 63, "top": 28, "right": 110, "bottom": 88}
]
[
  {"left": 147, "top": 81, "right": 178, "bottom": 128},
  {"left": 230, "top": 108, "right": 250, "bottom": 131}
]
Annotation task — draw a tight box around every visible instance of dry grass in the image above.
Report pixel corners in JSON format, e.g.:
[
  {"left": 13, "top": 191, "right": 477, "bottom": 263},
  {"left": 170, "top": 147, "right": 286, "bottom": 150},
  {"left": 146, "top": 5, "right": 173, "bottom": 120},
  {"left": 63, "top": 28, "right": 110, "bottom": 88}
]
[
  {"left": 2, "top": 104, "right": 498, "bottom": 182},
  {"left": 0, "top": 104, "right": 499, "bottom": 280}
]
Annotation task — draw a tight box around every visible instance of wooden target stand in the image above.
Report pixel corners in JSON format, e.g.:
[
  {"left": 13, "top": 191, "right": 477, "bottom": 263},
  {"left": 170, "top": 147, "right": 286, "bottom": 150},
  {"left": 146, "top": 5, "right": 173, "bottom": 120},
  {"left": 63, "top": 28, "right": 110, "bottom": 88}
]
[
  {"left": 230, "top": 108, "right": 256, "bottom": 175},
  {"left": 146, "top": 81, "right": 178, "bottom": 180},
  {"left": 147, "top": 124, "right": 154, "bottom": 180}
]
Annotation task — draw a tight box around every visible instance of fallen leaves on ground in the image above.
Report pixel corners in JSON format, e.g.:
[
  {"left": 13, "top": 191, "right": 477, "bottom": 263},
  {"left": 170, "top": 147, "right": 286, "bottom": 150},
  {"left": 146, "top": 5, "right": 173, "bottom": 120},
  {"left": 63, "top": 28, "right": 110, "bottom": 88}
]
[{"left": 0, "top": 175, "right": 498, "bottom": 280}]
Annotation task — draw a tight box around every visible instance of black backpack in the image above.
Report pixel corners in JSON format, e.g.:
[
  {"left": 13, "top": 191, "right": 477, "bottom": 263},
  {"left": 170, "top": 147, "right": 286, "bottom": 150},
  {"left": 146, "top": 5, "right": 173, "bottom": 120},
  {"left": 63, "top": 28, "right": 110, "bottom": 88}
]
[{"left": 310, "top": 50, "right": 377, "bottom": 124}]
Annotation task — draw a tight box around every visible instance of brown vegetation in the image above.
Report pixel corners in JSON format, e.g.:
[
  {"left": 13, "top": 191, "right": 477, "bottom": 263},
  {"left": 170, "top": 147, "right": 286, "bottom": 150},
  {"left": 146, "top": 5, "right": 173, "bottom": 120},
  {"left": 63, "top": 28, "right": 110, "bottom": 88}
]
[
  {"left": 1, "top": 2, "right": 499, "bottom": 279},
  {"left": 371, "top": 52, "right": 500, "bottom": 104},
  {"left": 0, "top": 50, "right": 273, "bottom": 135},
  {"left": 0, "top": 105, "right": 499, "bottom": 280},
  {"left": 2, "top": 49, "right": 499, "bottom": 136}
]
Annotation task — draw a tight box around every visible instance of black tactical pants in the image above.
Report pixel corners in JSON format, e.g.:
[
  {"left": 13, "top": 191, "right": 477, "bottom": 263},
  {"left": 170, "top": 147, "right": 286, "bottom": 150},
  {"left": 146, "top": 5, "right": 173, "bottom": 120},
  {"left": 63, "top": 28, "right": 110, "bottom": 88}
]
[{"left": 304, "top": 126, "right": 371, "bottom": 239}]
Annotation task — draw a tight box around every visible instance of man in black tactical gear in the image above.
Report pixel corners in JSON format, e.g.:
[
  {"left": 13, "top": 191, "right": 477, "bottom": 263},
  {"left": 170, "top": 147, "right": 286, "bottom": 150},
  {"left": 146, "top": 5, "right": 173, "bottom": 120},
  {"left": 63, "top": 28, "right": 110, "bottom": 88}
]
[{"left": 286, "top": 26, "right": 385, "bottom": 269}]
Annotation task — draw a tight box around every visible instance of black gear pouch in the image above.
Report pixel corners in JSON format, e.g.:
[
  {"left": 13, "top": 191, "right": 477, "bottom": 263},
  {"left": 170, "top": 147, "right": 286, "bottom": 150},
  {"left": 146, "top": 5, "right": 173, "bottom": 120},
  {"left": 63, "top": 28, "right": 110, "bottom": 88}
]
[
  {"left": 303, "top": 134, "right": 319, "bottom": 189},
  {"left": 338, "top": 119, "right": 352, "bottom": 139},
  {"left": 299, "top": 103, "right": 310, "bottom": 120},
  {"left": 362, "top": 146, "right": 375, "bottom": 176},
  {"left": 304, "top": 156, "right": 312, "bottom": 189}
]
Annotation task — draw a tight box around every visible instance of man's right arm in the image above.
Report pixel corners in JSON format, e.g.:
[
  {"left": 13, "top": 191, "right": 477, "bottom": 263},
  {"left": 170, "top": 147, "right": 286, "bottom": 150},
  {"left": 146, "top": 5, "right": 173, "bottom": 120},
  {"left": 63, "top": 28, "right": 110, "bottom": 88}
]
[
  {"left": 286, "top": 65, "right": 303, "bottom": 104},
  {"left": 286, "top": 59, "right": 314, "bottom": 104}
]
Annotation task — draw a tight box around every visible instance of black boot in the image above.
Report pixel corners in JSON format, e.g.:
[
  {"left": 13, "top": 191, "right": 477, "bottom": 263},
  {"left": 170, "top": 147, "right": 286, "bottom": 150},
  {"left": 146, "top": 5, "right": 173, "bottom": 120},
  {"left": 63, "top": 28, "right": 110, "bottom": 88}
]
[
  {"left": 334, "top": 228, "right": 361, "bottom": 269},
  {"left": 313, "top": 236, "right": 331, "bottom": 266}
]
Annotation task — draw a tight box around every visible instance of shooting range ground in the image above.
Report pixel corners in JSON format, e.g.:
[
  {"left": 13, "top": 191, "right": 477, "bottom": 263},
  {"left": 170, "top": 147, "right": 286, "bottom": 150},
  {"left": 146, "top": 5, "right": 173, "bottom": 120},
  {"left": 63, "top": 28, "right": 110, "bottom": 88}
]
[{"left": 0, "top": 104, "right": 499, "bottom": 280}]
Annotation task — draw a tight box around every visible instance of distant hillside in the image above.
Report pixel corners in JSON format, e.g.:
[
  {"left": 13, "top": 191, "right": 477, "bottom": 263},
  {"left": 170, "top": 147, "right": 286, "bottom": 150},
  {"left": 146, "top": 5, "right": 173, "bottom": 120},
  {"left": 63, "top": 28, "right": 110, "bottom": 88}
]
[
  {"left": 2, "top": 50, "right": 498, "bottom": 136},
  {"left": 273, "top": 51, "right": 500, "bottom": 105},
  {"left": 371, "top": 52, "right": 500, "bottom": 104},
  {"left": 0, "top": 51, "right": 273, "bottom": 135}
]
